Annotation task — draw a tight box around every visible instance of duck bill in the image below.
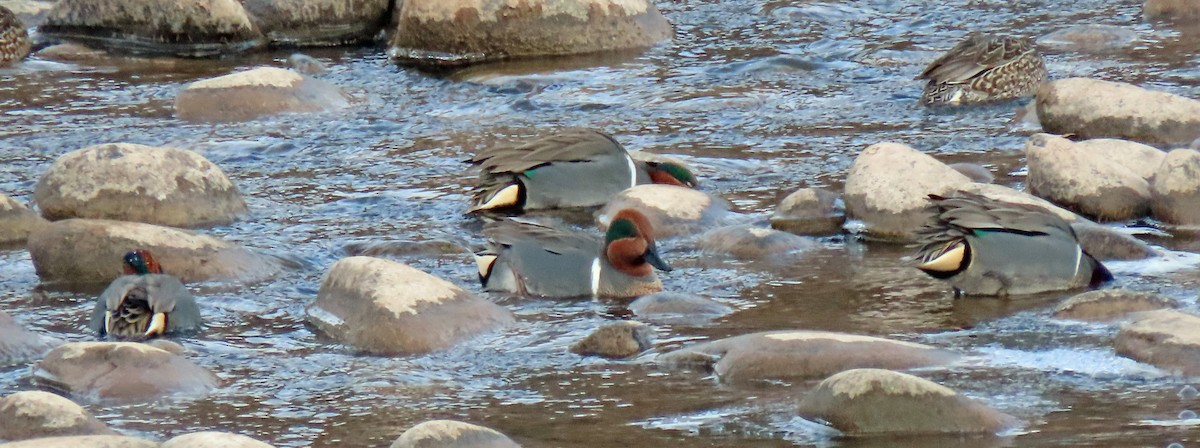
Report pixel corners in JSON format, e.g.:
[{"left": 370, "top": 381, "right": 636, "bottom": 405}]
[
  {"left": 143, "top": 312, "right": 167, "bottom": 338},
  {"left": 644, "top": 245, "right": 672, "bottom": 272}
]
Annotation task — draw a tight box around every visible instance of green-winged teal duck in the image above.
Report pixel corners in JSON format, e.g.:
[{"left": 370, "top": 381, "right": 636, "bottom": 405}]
[
  {"left": 475, "top": 208, "right": 671, "bottom": 298},
  {"left": 0, "top": 6, "right": 29, "bottom": 66},
  {"left": 467, "top": 129, "right": 697, "bottom": 213},
  {"left": 88, "top": 249, "right": 202, "bottom": 339},
  {"left": 914, "top": 192, "right": 1111, "bottom": 296},
  {"left": 917, "top": 33, "right": 1047, "bottom": 106}
]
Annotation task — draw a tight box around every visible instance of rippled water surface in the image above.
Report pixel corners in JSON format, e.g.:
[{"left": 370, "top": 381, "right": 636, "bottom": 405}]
[{"left": 3, "top": 0, "right": 1200, "bottom": 446}]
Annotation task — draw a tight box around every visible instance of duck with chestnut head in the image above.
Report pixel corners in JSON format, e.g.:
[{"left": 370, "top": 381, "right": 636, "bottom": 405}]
[
  {"left": 475, "top": 209, "right": 671, "bottom": 298},
  {"left": 88, "top": 249, "right": 202, "bottom": 340}
]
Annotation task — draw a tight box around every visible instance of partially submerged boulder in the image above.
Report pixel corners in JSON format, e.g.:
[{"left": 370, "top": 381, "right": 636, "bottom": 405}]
[
  {"left": 770, "top": 188, "right": 845, "bottom": 236},
  {"left": 0, "top": 391, "right": 115, "bottom": 440},
  {"left": 569, "top": 321, "right": 653, "bottom": 359},
  {"left": 1024, "top": 133, "right": 1151, "bottom": 221},
  {"left": 596, "top": 185, "right": 730, "bottom": 238},
  {"left": 0, "top": 311, "right": 60, "bottom": 366},
  {"left": 1150, "top": 148, "right": 1200, "bottom": 226},
  {"left": 844, "top": 143, "right": 971, "bottom": 241},
  {"left": 1054, "top": 289, "right": 1178, "bottom": 321},
  {"left": 241, "top": 0, "right": 389, "bottom": 46},
  {"left": 1036, "top": 78, "right": 1200, "bottom": 147},
  {"left": 175, "top": 67, "right": 350, "bottom": 122},
  {"left": 0, "top": 435, "right": 157, "bottom": 448},
  {"left": 0, "top": 193, "right": 46, "bottom": 246},
  {"left": 1038, "top": 25, "right": 1138, "bottom": 52},
  {"left": 31, "top": 342, "right": 219, "bottom": 404},
  {"left": 306, "top": 256, "right": 514, "bottom": 355},
  {"left": 627, "top": 292, "right": 732, "bottom": 324},
  {"left": 1115, "top": 310, "right": 1200, "bottom": 375},
  {"left": 391, "top": 420, "right": 520, "bottom": 448},
  {"left": 696, "top": 225, "right": 815, "bottom": 260},
  {"left": 1068, "top": 221, "right": 1158, "bottom": 261},
  {"left": 39, "top": 0, "right": 265, "bottom": 57},
  {"left": 162, "top": 431, "right": 276, "bottom": 448}
]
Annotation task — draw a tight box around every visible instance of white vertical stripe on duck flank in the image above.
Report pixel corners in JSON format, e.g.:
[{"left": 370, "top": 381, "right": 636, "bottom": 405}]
[
  {"left": 625, "top": 154, "right": 637, "bottom": 189},
  {"left": 590, "top": 257, "right": 602, "bottom": 296}
]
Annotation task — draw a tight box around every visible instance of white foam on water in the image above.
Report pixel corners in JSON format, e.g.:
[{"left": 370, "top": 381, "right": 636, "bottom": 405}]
[
  {"left": 1105, "top": 247, "right": 1200, "bottom": 276},
  {"left": 978, "top": 346, "right": 1169, "bottom": 382}
]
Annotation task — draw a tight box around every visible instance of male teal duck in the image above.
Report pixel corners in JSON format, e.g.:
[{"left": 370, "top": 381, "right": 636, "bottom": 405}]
[
  {"left": 88, "top": 249, "right": 202, "bottom": 340},
  {"left": 467, "top": 129, "right": 697, "bottom": 213},
  {"left": 917, "top": 33, "right": 1047, "bottom": 106},
  {"left": 475, "top": 208, "right": 671, "bottom": 298},
  {"left": 0, "top": 6, "right": 30, "bottom": 66},
  {"left": 914, "top": 192, "right": 1112, "bottom": 296}
]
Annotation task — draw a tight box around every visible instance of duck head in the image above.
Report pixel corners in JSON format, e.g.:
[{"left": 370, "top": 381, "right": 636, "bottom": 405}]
[
  {"left": 643, "top": 161, "right": 698, "bottom": 188},
  {"left": 122, "top": 249, "right": 163, "bottom": 275},
  {"left": 604, "top": 209, "right": 672, "bottom": 276}
]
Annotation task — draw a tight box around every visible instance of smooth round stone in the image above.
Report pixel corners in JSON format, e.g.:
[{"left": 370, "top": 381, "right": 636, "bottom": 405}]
[
  {"left": 1037, "top": 78, "right": 1200, "bottom": 147},
  {"left": 34, "top": 143, "right": 248, "bottom": 227},
  {"left": 1025, "top": 133, "right": 1150, "bottom": 221},
  {"left": 0, "top": 391, "right": 115, "bottom": 440},
  {"left": 0, "top": 435, "right": 157, "bottom": 448},
  {"left": 596, "top": 184, "right": 730, "bottom": 238},
  {"left": 569, "top": 321, "right": 653, "bottom": 359},
  {"left": 241, "top": 0, "right": 388, "bottom": 46},
  {"left": 175, "top": 67, "right": 350, "bottom": 122},
  {"left": 1145, "top": 0, "right": 1200, "bottom": 18},
  {"left": 1039, "top": 24, "right": 1138, "bottom": 52},
  {"left": 843, "top": 142, "right": 971, "bottom": 241},
  {"left": 1054, "top": 289, "right": 1178, "bottom": 321},
  {"left": 658, "top": 330, "right": 958, "bottom": 383},
  {"left": 1068, "top": 221, "right": 1158, "bottom": 261},
  {"left": 797, "top": 369, "right": 1019, "bottom": 435},
  {"left": 770, "top": 188, "right": 845, "bottom": 236},
  {"left": 26, "top": 218, "right": 282, "bottom": 285},
  {"left": 696, "top": 225, "right": 815, "bottom": 260},
  {"left": 1151, "top": 149, "right": 1200, "bottom": 226},
  {"left": 39, "top": 0, "right": 265, "bottom": 57},
  {"left": 947, "top": 163, "right": 995, "bottom": 184},
  {"left": 31, "top": 342, "right": 219, "bottom": 404},
  {"left": 389, "top": 0, "right": 672, "bottom": 68},
  {"left": 306, "top": 256, "right": 514, "bottom": 355},
  {"left": 0, "top": 312, "right": 59, "bottom": 366},
  {"left": 1115, "top": 310, "right": 1200, "bottom": 375},
  {"left": 391, "top": 420, "right": 520, "bottom": 448},
  {"left": 35, "top": 42, "right": 110, "bottom": 62},
  {"left": 162, "top": 431, "right": 275, "bottom": 448},
  {"left": 0, "top": 193, "right": 46, "bottom": 246},
  {"left": 628, "top": 291, "right": 732, "bottom": 324}
]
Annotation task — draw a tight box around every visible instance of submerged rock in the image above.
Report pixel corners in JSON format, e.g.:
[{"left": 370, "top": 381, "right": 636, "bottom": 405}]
[
  {"left": 797, "top": 369, "right": 1019, "bottom": 435},
  {"left": 241, "top": 0, "right": 388, "bottom": 46},
  {"left": 628, "top": 291, "right": 732, "bottom": 323},
  {"left": 0, "top": 312, "right": 59, "bottom": 366},
  {"left": 1054, "top": 289, "right": 1178, "bottom": 321},
  {"left": 0, "top": 193, "right": 46, "bottom": 246},
  {"left": 1068, "top": 221, "right": 1158, "bottom": 261},
  {"left": 162, "top": 431, "right": 276, "bottom": 448},
  {"left": 696, "top": 225, "right": 815, "bottom": 260},
  {"left": 27, "top": 218, "right": 281, "bottom": 285},
  {"left": 1036, "top": 78, "right": 1200, "bottom": 147},
  {"left": 770, "top": 188, "right": 845, "bottom": 236},
  {"left": 0, "top": 391, "right": 115, "bottom": 440},
  {"left": 175, "top": 67, "right": 350, "bottom": 122},
  {"left": 287, "top": 53, "right": 328, "bottom": 75},
  {"left": 307, "top": 256, "right": 514, "bottom": 355},
  {"left": 34, "top": 143, "right": 248, "bottom": 227},
  {"left": 0, "top": 435, "right": 157, "bottom": 448},
  {"left": 31, "top": 342, "right": 219, "bottom": 404},
  {"left": 948, "top": 163, "right": 995, "bottom": 184},
  {"left": 1150, "top": 149, "right": 1200, "bottom": 226},
  {"left": 844, "top": 142, "right": 971, "bottom": 241},
  {"left": 569, "top": 321, "right": 653, "bottom": 359},
  {"left": 39, "top": 0, "right": 265, "bottom": 57},
  {"left": 658, "top": 330, "right": 957, "bottom": 383},
  {"left": 596, "top": 185, "right": 730, "bottom": 238},
  {"left": 391, "top": 420, "right": 520, "bottom": 448},
  {"left": 1145, "top": 0, "right": 1200, "bottom": 18},
  {"left": 1115, "top": 310, "right": 1200, "bottom": 375},
  {"left": 389, "top": 0, "right": 672, "bottom": 68},
  {"left": 1039, "top": 24, "right": 1138, "bottom": 52},
  {"left": 1025, "top": 133, "right": 1150, "bottom": 221}
]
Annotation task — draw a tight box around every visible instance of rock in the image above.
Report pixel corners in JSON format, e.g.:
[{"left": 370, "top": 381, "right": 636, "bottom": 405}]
[
  {"left": 957, "top": 183, "right": 1080, "bottom": 222},
  {"left": 0, "top": 435, "right": 157, "bottom": 448},
  {"left": 947, "top": 163, "right": 995, "bottom": 184},
  {"left": 1115, "top": 310, "right": 1200, "bottom": 375},
  {"left": 843, "top": 142, "right": 971, "bottom": 241},
  {"left": 1073, "top": 139, "right": 1167, "bottom": 182},
  {"left": 34, "top": 143, "right": 247, "bottom": 227},
  {"left": 0, "top": 193, "right": 46, "bottom": 246},
  {"left": 569, "top": 321, "right": 653, "bottom": 359},
  {"left": 658, "top": 330, "right": 957, "bottom": 383},
  {"left": 241, "top": 0, "right": 388, "bottom": 46},
  {"left": 27, "top": 218, "right": 281, "bottom": 285},
  {"left": 1054, "top": 289, "right": 1178, "bottom": 321},
  {"left": 175, "top": 67, "right": 350, "bottom": 122},
  {"left": 389, "top": 0, "right": 672, "bottom": 68},
  {"left": 1025, "top": 133, "right": 1150, "bottom": 221},
  {"left": 0, "top": 391, "right": 115, "bottom": 440},
  {"left": 797, "top": 369, "right": 1019, "bottom": 435},
  {"left": 1150, "top": 149, "right": 1200, "bottom": 226},
  {"left": 306, "top": 256, "right": 514, "bottom": 355},
  {"left": 1068, "top": 221, "right": 1158, "bottom": 260},
  {"left": 0, "top": 311, "right": 59, "bottom": 366},
  {"left": 39, "top": 0, "right": 265, "bottom": 57},
  {"left": 1145, "top": 0, "right": 1200, "bottom": 18},
  {"left": 287, "top": 53, "right": 327, "bottom": 75},
  {"left": 390, "top": 420, "right": 520, "bottom": 448},
  {"left": 628, "top": 291, "right": 732, "bottom": 324},
  {"left": 1039, "top": 25, "right": 1138, "bottom": 52},
  {"left": 34, "top": 43, "right": 110, "bottom": 62},
  {"left": 1037, "top": 78, "right": 1200, "bottom": 147},
  {"left": 769, "top": 188, "right": 845, "bottom": 236},
  {"left": 31, "top": 342, "right": 219, "bottom": 404},
  {"left": 162, "top": 431, "right": 275, "bottom": 448},
  {"left": 696, "top": 225, "right": 814, "bottom": 260},
  {"left": 596, "top": 185, "right": 730, "bottom": 238}
]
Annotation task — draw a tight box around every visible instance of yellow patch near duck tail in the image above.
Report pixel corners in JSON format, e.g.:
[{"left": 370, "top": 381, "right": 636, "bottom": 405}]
[
  {"left": 475, "top": 254, "right": 497, "bottom": 281},
  {"left": 470, "top": 184, "right": 521, "bottom": 212},
  {"left": 918, "top": 242, "right": 966, "bottom": 272},
  {"left": 103, "top": 311, "right": 113, "bottom": 335},
  {"left": 144, "top": 312, "right": 167, "bottom": 338}
]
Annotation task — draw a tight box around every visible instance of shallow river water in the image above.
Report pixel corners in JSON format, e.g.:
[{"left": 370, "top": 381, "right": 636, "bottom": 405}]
[{"left": 3, "top": 0, "right": 1200, "bottom": 446}]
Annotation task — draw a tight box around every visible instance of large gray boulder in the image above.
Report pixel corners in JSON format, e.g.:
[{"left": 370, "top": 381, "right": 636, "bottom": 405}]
[
  {"left": 1036, "top": 78, "right": 1200, "bottom": 147},
  {"left": 389, "top": 0, "right": 672, "bottom": 67},
  {"left": 797, "top": 369, "right": 1019, "bottom": 435},
  {"left": 306, "top": 256, "right": 514, "bottom": 355},
  {"left": 596, "top": 185, "right": 730, "bottom": 238},
  {"left": 1150, "top": 148, "right": 1200, "bottom": 226},
  {"left": 658, "top": 330, "right": 957, "bottom": 383},
  {"left": 241, "top": 0, "right": 389, "bottom": 46},
  {"left": 0, "top": 435, "right": 157, "bottom": 448},
  {"left": 27, "top": 218, "right": 281, "bottom": 285},
  {"left": 0, "top": 311, "right": 59, "bottom": 366},
  {"left": 844, "top": 142, "right": 971, "bottom": 241},
  {"left": 391, "top": 420, "right": 520, "bottom": 448},
  {"left": 1024, "top": 133, "right": 1151, "bottom": 221},
  {"left": 34, "top": 143, "right": 247, "bottom": 227},
  {"left": 175, "top": 67, "right": 350, "bottom": 122},
  {"left": 161, "top": 431, "right": 275, "bottom": 448},
  {"left": 1073, "top": 138, "right": 1166, "bottom": 182},
  {"left": 38, "top": 0, "right": 265, "bottom": 57},
  {"left": 0, "top": 193, "right": 45, "bottom": 246},
  {"left": 1115, "top": 310, "right": 1200, "bottom": 375},
  {"left": 0, "top": 391, "right": 115, "bottom": 440},
  {"left": 31, "top": 342, "right": 219, "bottom": 404}
]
